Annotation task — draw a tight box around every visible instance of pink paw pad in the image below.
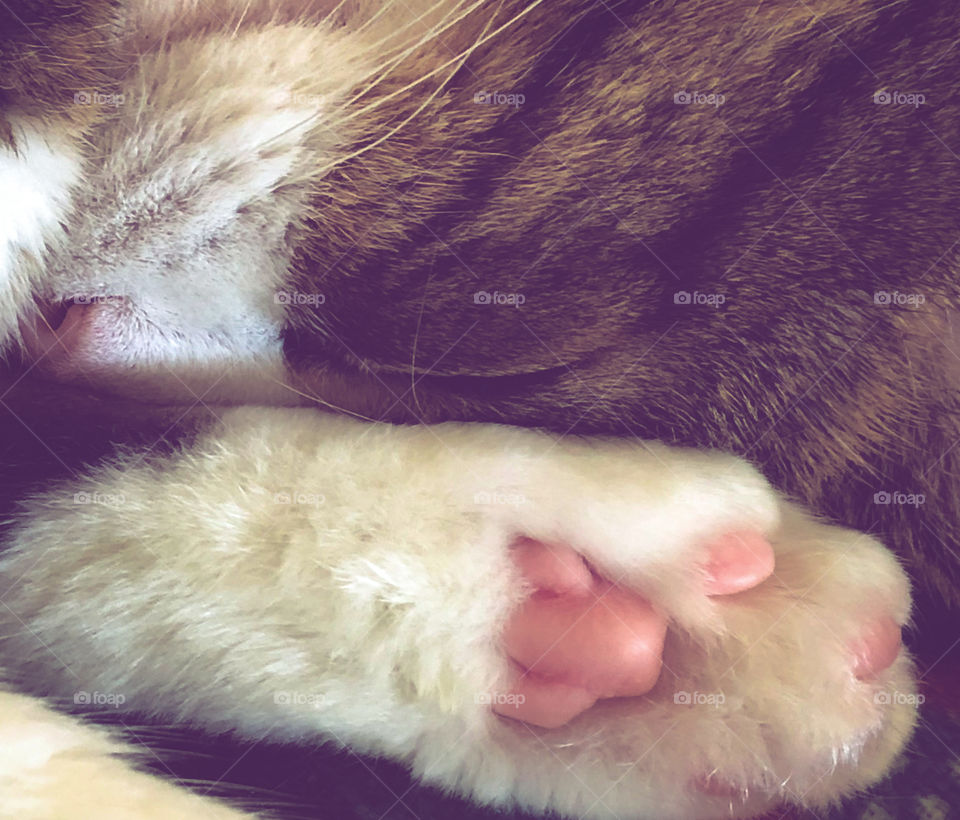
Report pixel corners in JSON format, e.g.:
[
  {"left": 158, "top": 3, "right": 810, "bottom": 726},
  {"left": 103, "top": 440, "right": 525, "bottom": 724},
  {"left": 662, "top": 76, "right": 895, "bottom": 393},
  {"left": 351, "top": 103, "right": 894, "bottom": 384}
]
[
  {"left": 492, "top": 532, "right": 900, "bottom": 731},
  {"left": 494, "top": 531, "right": 775, "bottom": 728},
  {"left": 851, "top": 615, "right": 901, "bottom": 679}
]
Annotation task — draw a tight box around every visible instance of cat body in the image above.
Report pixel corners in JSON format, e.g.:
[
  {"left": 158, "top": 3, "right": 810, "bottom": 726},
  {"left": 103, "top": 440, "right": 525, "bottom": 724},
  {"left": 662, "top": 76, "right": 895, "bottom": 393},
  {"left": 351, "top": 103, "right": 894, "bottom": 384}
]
[{"left": 0, "top": 1, "right": 955, "bottom": 817}]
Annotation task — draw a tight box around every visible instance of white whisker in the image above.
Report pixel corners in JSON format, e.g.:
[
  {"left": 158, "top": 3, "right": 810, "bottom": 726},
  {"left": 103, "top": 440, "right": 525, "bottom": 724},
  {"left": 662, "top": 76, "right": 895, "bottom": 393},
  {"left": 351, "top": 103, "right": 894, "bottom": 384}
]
[
  {"left": 343, "top": 0, "right": 481, "bottom": 107},
  {"left": 314, "top": 0, "right": 547, "bottom": 179}
]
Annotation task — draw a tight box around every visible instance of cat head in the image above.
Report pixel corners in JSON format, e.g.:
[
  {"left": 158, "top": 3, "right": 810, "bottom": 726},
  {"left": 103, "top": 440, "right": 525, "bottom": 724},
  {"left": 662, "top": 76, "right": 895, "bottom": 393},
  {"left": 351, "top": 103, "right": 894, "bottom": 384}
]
[{"left": 2, "top": 0, "right": 511, "bottom": 408}]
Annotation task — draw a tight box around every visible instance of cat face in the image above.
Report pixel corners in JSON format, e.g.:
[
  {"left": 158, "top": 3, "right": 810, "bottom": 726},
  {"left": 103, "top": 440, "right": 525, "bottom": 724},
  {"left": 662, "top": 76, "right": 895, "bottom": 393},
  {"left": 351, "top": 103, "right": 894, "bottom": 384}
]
[
  {"left": 17, "top": 20, "right": 365, "bottom": 404},
  {"left": 4, "top": 0, "right": 737, "bottom": 417},
  {"left": 3, "top": 0, "right": 483, "bottom": 405}
]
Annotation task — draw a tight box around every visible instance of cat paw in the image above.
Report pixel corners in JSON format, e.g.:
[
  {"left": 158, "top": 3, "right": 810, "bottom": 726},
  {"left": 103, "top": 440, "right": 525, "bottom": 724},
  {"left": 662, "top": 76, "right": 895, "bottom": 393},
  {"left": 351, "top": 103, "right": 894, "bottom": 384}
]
[
  {"left": 442, "top": 506, "right": 915, "bottom": 820},
  {"left": 492, "top": 528, "right": 901, "bottom": 737},
  {"left": 0, "top": 412, "right": 917, "bottom": 820},
  {"left": 494, "top": 530, "right": 778, "bottom": 728}
]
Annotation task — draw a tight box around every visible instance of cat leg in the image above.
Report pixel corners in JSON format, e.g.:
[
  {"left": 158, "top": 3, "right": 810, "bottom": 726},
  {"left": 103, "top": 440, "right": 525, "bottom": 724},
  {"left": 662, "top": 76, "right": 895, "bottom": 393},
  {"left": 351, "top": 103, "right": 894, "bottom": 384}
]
[
  {"left": 0, "top": 688, "right": 258, "bottom": 819},
  {"left": 0, "top": 407, "right": 915, "bottom": 819}
]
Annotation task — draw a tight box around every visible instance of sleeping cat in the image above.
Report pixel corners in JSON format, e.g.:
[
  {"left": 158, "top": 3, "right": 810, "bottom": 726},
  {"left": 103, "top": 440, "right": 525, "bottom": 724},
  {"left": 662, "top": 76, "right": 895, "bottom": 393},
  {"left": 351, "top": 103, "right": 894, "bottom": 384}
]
[{"left": 0, "top": 0, "right": 954, "bottom": 817}]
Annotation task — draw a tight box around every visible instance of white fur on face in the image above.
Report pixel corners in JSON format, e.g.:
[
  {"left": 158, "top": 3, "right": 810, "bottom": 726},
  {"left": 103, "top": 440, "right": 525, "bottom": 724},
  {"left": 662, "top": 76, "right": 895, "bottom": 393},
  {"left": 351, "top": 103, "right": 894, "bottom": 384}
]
[{"left": 0, "top": 119, "right": 82, "bottom": 353}]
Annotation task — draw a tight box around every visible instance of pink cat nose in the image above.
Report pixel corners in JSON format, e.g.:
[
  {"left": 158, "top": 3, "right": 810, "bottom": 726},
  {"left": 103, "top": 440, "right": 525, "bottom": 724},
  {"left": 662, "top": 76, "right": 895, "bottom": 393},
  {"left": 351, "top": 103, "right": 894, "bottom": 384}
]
[{"left": 852, "top": 616, "right": 902, "bottom": 679}]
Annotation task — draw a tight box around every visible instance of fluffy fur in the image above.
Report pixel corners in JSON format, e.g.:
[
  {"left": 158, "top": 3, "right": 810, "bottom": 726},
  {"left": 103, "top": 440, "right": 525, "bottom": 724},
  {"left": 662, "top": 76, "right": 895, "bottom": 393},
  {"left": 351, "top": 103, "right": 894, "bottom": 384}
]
[
  {"left": 0, "top": 118, "right": 81, "bottom": 357},
  {"left": 0, "top": 409, "right": 916, "bottom": 818},
  {"left": 0, "top": 689, "right": 255, "bottom": 819},
  {"left": 0, "top": 0, "right": 952, "bottom": 817}
]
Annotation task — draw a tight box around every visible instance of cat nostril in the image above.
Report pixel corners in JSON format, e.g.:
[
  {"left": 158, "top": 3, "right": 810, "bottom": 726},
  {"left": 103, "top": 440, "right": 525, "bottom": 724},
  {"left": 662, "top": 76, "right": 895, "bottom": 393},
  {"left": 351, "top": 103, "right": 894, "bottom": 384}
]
[{"left": 852, "top": 616, "right": 902, "bottom": 679}]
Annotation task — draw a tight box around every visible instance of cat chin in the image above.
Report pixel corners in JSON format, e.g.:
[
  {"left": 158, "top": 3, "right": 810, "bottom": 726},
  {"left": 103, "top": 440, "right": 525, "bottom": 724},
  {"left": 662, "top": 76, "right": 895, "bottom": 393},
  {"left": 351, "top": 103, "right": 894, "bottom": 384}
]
[{"left": 16, "top": 296, "right": 306, "bottom": 406}]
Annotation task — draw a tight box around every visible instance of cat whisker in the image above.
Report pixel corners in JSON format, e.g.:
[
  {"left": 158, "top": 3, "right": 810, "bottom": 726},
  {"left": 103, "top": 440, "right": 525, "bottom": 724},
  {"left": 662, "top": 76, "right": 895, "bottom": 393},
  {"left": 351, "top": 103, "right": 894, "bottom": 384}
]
[
  {"left": 351, "top": 0, "right": 404, "bottom": 36},
  {"left": 217, "top": 1, "right": 536, "bottom": 183},
  {"left": 261, "top": 374, "right": 381, "bottom": 423},
  {"left": 230, "top": 0, "right": 256, "bottom": 39},
  {"left": 340, "top": 0, "right": 484, "bottom": 110},
  {"left": 344, "top": 0, "right": 477, "bottom": 102},
  {"left": 319, "top": 0, "right": 354, "bottom": 27},
  {"left": 409, "top": 274, "right": 433, "bottom": 416},
  {"left": 314, "top": 0, "right": 546, "bottom": 179},
  {"left": 218, "top": 2, "right": 486, "bottom": 177}
]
